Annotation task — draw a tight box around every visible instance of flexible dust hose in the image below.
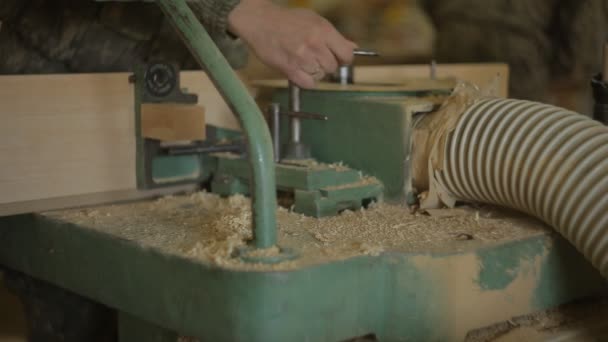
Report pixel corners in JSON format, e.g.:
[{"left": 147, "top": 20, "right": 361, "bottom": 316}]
[{"left": 433, "top": 97, "right": 608, "bottom": 276}]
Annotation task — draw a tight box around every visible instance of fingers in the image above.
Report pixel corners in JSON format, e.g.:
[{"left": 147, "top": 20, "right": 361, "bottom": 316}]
[
  {"left": 292, "top": 45, "right": 327, "bottom": 86},
  {"left": 287, "top": 68, "right": 316, "bottom": 89},
  {"left": 327, "top": 31, "right": 358, "bottom": 66},
  {"left": 315, "top": 44, "right": 339, "bottom": 75}
]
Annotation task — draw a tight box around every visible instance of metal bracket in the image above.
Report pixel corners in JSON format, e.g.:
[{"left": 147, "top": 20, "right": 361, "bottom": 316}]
[{"left": 133, "top": 62, "right": 207, "bottom": 189}]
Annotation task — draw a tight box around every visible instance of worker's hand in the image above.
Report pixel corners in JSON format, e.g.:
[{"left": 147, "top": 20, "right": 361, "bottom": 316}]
[{"left": 228, "top": 0, "right": 357, "bottom": 89}]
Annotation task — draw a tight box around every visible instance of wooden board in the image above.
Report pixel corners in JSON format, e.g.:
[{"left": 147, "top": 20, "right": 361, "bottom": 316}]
[
  {"left": 0, "top": 71, "right": 227, "bottom": 216},
  {"left": 0, "top": 73, "right": 137, "bottom": 206},
  {"left": 141, "top": 103, "right": 206, "bottom": 142},
  {"left": 355, "top": 63, "right": 510, "bottom": 98},
  {"left": 251, "top": 78, "right": 456, "bottom": 92}
]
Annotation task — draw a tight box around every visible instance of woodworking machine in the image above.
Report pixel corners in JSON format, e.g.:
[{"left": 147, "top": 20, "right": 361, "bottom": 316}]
[{"left": 1, "top": 1, "right": 607, "bottom": 341}]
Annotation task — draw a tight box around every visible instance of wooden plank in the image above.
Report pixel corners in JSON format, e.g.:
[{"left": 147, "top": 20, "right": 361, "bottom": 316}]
[
  {"left": 141, "top": 103, "right": 206, "bottom": 142},
  {"left": 0, "top": 71, "right": 226, "bottom": 216},
  {"left": 0, "top": 185, "right": 198, "bottom": 217},
  {"left": 355, "top": 63, "right": 510, "bottom": 98},
  {"left": 0, "top": 73, "right": 137, "bottom": 205}
]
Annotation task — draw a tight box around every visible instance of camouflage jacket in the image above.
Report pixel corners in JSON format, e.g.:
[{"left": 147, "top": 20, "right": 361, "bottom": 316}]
[{"left": 0, "top": 0, "right": 248, "bottom": 74}]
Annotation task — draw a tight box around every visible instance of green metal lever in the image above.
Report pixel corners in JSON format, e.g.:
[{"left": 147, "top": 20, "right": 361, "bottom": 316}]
[{"left": 157, "top": 0, "right": 278, "bottom": 249}]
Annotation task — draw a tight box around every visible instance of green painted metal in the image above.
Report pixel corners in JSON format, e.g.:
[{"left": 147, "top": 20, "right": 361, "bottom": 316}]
[
  {"left": 212, "top": 154, "right": 384, "bottom": 217},
  {"left": 211, "top": 174, "right": 250, "bottom": 196},
  {"left": 157, "top": 0, "right": 277, "bottom": 248},
  {"left": 215, "top": 155, "right": 361, "bottom": 191},
  {"left": 272, "top": 92, "right": 434, "bottom": 202},
  {"left": 151, "top": 155, "right": 201, "bottom": 183},
  {"left": 0, "top": 214, "right": 604, "bottom": 341},
  {"left": 133, "top": 63, "right": 207, "bottom": 187}
]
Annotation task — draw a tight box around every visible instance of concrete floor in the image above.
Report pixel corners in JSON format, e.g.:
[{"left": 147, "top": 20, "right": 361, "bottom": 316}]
[{"left": 0, "top": 276, "right": 26, "bottom": 342}]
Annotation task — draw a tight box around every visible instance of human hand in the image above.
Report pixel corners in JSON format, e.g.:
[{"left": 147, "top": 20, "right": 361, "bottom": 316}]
[{"left": 228, "top": 0, "right": 357, "bottom": 88}]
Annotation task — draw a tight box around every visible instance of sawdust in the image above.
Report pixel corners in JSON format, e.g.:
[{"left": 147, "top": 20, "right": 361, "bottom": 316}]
[
  {"left": 321, "top": 176, "right": 378, "bottom": 191},
  {"left": 411, "top": 81, "right": 483, "bottom": 192},
  {"left": 45, "top": 192, "right": 549, "bottom": 271},
  {"left": 281, "top": 159, "right": 350, "bottom": 172}
]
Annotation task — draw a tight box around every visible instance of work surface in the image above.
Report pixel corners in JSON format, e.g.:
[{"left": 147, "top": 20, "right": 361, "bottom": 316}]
[
  {"left": 45, "top": 192, "right": 548, "bottom": 271},
  {"left": 2, "top": 192, "right": 604, "bottom": 341}
]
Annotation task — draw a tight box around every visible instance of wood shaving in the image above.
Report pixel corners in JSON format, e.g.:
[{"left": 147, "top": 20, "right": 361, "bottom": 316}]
[
  {"left": 45, "top": 192, "right": 549, "bottom": 271},
  {"left": 281, "top": 159, "right": 349, "bottom": 172}
]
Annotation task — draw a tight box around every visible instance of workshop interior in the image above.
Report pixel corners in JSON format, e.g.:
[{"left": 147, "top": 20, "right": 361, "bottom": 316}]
[{"left": 1, "top": 0, "right": 608, "bottom": 341}]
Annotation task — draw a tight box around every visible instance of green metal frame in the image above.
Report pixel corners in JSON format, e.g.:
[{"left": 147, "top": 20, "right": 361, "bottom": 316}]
[
  {"left": 0, "top": 214, "right": 605, "bottom": 341},
  {"left": 157, "top": 0, "right": 277, "bottom": 249},
  {"left": 211, "top": 155, "right": 384, "bottom": 217},
  {"left": 271, "top": 92, "right": 435, "bottom": 202},
  {"left": 133, "top": 64, "right": 207, "bottom": 189}
]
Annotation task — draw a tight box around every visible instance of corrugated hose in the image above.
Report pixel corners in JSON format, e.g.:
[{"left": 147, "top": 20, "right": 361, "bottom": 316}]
[{"left": 432, "top": 97, "right": 608, "bottom": 276}]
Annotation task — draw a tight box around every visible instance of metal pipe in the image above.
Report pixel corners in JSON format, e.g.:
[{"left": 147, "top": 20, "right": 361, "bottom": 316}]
[
  {"left": 268, "top": 103, "right": 281, "bottom": 162},
  {"left": 289, "top": 81, "right": 301, "bottom": 143},
  {"left": 157, "top": 0, "right": 277, "bottom": 248}
]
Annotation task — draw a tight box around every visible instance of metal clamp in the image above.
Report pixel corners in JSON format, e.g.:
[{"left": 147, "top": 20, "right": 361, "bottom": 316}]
[
  {"left": 268, "top": 82, "right": 328, "bottom": 161},
  {"left": 331, "top": 49, "right": 379, "bottom": 85}
]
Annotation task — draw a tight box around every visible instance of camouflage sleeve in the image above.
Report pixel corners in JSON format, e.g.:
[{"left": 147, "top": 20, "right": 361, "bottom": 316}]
[
  {"left": 188, "top": 0, "right": 249, "bottom": 68},
  {"left": 187, "top": 0, "right": 240, "bottom": 36},
  {"left": 91, "top": 0, "right": 249, "bottom": 68}
]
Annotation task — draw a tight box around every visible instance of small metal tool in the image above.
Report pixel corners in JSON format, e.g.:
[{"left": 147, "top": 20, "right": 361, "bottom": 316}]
[
  {"left": 165, "top": 142, "right": 244, "bottom": 156},
  {"left": 286, "top": 111, "right": 328, "bottom": 121},
  {"left": 333, "top": 65, "right": 354, "bottom": 85},
  {"left": 353, "top": 49, "right": 380, "bottom": 57},
  {"left": 272, "top": 82, "right": 328, "bottom": 160},
  {"left": 331, "top": 49, "right": 379, "bottom": 85}
]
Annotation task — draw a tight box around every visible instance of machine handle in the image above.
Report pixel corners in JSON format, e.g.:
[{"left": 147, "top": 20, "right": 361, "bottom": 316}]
[
  {"left": 157, "top": 0, "right": 278, "bottom": 249},
  {"left": 353, "top": 49, "right": 380, "bottom": 57}
]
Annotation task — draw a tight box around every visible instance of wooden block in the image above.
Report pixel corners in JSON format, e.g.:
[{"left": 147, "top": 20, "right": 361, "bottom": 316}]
[
  {"left": 180, "top": 71, "right": 244, "bottom": 131},
  {"left": 141, "top": 103, "right": 206, "bottom": 142}
]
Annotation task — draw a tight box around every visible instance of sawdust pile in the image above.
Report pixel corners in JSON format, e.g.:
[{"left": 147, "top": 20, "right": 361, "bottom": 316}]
[
  {"left": 47, "top": 192, "right": 548, "bottom": 271},
  {"left": 280, "top": 158, "right": 350, "bottom": 172}
]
